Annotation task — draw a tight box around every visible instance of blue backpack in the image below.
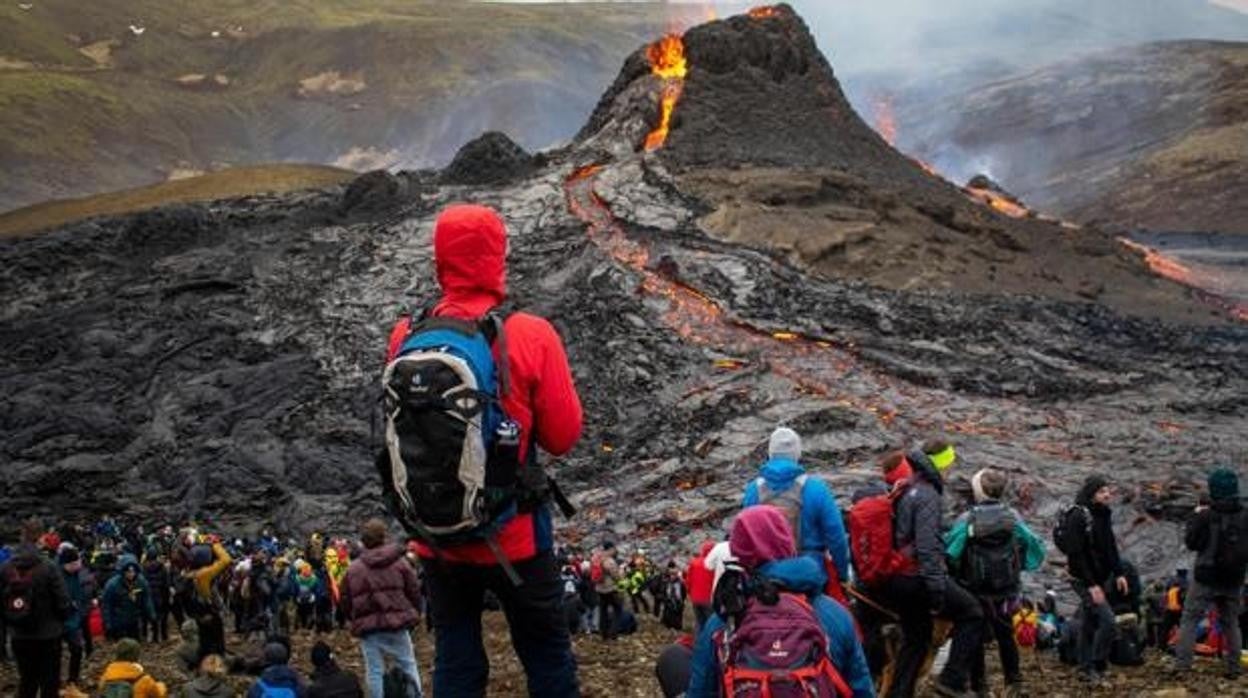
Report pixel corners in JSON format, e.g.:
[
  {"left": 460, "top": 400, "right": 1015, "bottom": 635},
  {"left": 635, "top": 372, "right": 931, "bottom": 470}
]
[
  {"left": 380, "top": 313, "right": 520, "bottom": 545},
  {"left": 255, "top": 679, "right": 297, "bottom": 698}
]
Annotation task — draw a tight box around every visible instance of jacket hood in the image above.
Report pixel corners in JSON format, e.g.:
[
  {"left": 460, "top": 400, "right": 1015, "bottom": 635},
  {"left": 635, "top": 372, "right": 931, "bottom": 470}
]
[
  {"left": 757, "top": 556, "right": 827, "bottom": 595},
  {"left": 186, "top": 676, "right": 228, "bottom": 696},
  {"left": 101, "top": 661, "right": 146, "bottom": 682},
  {"left": 116, "top": 553, "right": 139, "bottom": 573},
  {"left": 759, "top": 457, "right": 805, "bottom": 487},
  {"left": 907, "top": 449, "right": 944, "bottom": 494},
  {"left": 1076, "top": 475, "right": 1109, "bottom": 507},
  {"left": 361, "top": 543, "right": 406, "bottom": 569},
  {"left": 730, "top": 505, "right": 797, "bottom": 570},
  {"left": 260, "top": 664, "right": 302, "bottom": 687},
  {"left": 699, "top": 541, "right": 716, "bottom": 557},
  {"left": 433, "top": 204, "right": 507, "bottom": 313},
  {"left": 180, "top": 619, "right": 199, "bottom": 641}
]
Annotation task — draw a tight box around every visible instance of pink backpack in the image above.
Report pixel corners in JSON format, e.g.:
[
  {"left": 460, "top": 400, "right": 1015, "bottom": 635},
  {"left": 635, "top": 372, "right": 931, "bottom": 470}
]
[{"left": 715, "top": 592, "right": 851, "bottom": 697}]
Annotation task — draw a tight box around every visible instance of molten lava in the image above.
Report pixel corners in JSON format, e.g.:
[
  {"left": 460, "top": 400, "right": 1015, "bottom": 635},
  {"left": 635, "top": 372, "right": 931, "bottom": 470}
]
[
  {"left": 872, "top": 96, "right": 898, "bottom": 147},
  {"left": 643, "top": 34, "right": 688, "bottom": 152},
  {"left": 748, "top": 5, "right": 781, "bottom": 19},
  {"left": 966, "top": 186, "right": 1030, "bottom": 219}
]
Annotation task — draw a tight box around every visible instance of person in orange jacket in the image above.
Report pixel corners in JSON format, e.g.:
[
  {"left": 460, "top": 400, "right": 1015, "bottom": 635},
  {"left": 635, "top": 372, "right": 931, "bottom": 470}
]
[
  {"left": 182, "top": 542, "right": 232, "bottom": 662},
  {"left": 97, "top": 638, "right": 167, "bottom": 698}
]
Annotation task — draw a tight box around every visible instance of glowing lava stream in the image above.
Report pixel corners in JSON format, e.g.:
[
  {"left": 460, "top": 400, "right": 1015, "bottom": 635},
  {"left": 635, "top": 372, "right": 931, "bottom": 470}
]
[
  {"left": 643, "top": 35, "right": 688, "bottom": 152},
  {"left": 1119, "top": 238, "right": 1248, "bottom": 322}
]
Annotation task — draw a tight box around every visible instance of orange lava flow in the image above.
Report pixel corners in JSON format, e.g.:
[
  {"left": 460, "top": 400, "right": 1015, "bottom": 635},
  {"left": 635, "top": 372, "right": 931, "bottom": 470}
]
[
  {"left": 748, "top": 6, "right": 781, "bottom": 19},
  {"left": 643, "top": 34, "right": 688, "bottom": 152},
  {"left": 872, "top": 96, "right": 897, "bottom": 147},
  {"left": 966, "top": 187, "right": 1029, "bottom": 219},
  {"left": 1118, "top": 238, "right": 1196, "bottom": 286}
]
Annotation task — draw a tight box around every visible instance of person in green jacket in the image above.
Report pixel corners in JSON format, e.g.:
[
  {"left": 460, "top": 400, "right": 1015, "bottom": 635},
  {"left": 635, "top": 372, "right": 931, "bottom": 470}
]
[{"left": 945, "top": 468, "right": 1045, "bottom": 698}]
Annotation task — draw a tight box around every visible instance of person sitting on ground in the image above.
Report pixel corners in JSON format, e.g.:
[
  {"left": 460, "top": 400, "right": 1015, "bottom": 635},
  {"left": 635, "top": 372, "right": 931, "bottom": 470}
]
[
  {"left": 307, "top": 641, "right": 364, "bottom": 698},
  {"left": 247, "top": 642, "right": 305, "bottom": 698},
  {"left": 686, "top": 505, "right": 874, "bottom": 698},
  {"left": 742, "top": 427, "right": 851, "bottom": 597},
  {"left": 175, "top": 619, "right": 200, "bottom": 673},
  {"left": 1172, "top": 467, "right": 1248, "bottom": 681},
  {"left": 98, "top": 638, "right": 168, "bottom": 698},
  {"left": 179, "top": 654, "right": 232, "bottom": 698}
]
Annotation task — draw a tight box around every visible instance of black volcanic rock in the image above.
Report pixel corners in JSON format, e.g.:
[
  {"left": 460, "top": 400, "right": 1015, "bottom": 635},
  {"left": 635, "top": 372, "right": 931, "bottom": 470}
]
[{"left": 439, "top": 131, "right": 536, "bottom": 186}]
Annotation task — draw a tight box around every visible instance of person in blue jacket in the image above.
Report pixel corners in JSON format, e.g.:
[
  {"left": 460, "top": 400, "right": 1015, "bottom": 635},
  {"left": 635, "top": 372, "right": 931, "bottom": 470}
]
[
  {"left": 742, "top": 427, "right": 850, "bottom": 583},
  {"left": 687, "top": 505, "right": 875, "bottom": 698}
]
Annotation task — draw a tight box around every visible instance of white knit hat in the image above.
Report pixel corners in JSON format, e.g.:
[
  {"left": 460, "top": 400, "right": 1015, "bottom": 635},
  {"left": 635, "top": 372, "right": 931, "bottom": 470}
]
[{"left": 768, "top": 427, "right": 802, "bottom": 462}]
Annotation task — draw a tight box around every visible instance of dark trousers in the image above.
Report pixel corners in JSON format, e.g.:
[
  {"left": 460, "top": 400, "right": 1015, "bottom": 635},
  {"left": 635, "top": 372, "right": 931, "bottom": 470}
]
[
  {"left": 656, "top": 643, "right": 693, "bottom": 698},
  {"left": 1073, "top": 582, "right": 1116, "bottom": 675},
  {"left": 197, "top": 612, "right": 226, "bottom": 660},
  {"left": 970, "top": 598, "right": 1021, "bottom": 692},
  {"left": 598, "top": 591, "right": 624, "bottom": 640},
  {"left": 12, "top": 637, "right": 61, "bottom": 698},
  {"left": 0, "top": 618, "right": 8, "bottom": 661},
  {"left": 879, "top": 575, "right": 983, "bottom": 697},
  {"left": 693, "top": 603, "right": 711, "bottom": 637},
  {"left": 64, "top": 630, "right": 85, "bottom": 685},
  {"left": 630, "top": 592, "right": 650, "bottom": 615},
  {"left": 425, "top": 550, "right": 578, "bottom": 698},
  {"left": 149, "top": 606, "right": 169, "bottom": 643}
]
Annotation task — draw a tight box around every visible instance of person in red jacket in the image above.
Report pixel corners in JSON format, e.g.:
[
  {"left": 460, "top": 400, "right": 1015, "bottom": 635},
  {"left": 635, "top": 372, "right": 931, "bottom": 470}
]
[
  {"left": 385, "top": 203, "right": 584, "bottom": 697},
  {"left": 685, "top": 541, "right": 716, "bottom": 635}
]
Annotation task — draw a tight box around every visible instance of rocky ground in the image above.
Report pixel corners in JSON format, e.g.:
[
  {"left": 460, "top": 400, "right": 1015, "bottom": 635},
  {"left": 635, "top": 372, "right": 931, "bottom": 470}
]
[{"left": 1, "top": 610, "right": 1243, "bottom": 697}]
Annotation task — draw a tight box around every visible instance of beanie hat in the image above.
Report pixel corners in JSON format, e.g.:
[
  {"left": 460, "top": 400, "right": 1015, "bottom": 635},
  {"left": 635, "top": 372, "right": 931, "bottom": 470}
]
[
  {"left": 58, "top": 546, "right": 80, "bottom": 565},
  {"left": 971, "top": 470, "right": 989, "bottom": 504},
  {"left": 729, "top": 505, "right": 797, "bottom": 570},
  {"left": 115, "top": 638, "right": 141, "bottom": 662},
  {"left": 768, "top": 427, "right": 802, "bottom": 462},
  {"left": 1209, "top": 468, "right": 1240, "bottom": 501},
  {"left": 263, "top": 642, "right": 289, "bottom": 666},
  {"left": 311, "top": 641, "right": 334, "bottom": 669}
]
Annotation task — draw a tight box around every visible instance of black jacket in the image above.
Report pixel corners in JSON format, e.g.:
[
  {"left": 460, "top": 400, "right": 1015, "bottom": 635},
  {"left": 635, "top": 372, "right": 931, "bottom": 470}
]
[
  {"left": 893, "top": 450, "right": 948, "bottom": 605},
  {"left": 0, "top": 544, "right": 71, "bottom": 640},
  {"left": 1067, "top": 482, "right": 1124, "bottom": 588},
  {"left": 308, "top": 663, "right": 364, "bottom": 698},
  {"left": 1186, "top": 498, "right": 1248, "bottom": 590}
]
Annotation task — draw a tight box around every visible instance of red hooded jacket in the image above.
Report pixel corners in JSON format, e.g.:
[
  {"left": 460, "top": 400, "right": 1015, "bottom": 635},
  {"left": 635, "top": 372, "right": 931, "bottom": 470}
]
[
  {"left": 686, "top": 541, "right": 716, "bottom": 605},
  {"left": 386, "top": 204, "right": 583, "bottom": 564}
]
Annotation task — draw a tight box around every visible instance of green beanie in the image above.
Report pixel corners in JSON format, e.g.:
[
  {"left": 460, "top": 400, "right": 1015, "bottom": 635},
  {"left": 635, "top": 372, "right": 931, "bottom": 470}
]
[
  {"left": 1209, "top": 468, "right": 1240, "bottom": 501},
  {"left": 114, "top": 637, "right": 141, "bottom": 662}
]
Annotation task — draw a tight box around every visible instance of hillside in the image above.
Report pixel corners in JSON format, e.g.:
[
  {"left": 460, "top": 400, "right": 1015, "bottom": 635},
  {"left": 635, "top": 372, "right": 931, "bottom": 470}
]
[
  {"left": 895, "top": 40, "right": 1248, "bottom": 234},
  {"left": 0, "top": 0, "right": 687, "bottom": 212}
]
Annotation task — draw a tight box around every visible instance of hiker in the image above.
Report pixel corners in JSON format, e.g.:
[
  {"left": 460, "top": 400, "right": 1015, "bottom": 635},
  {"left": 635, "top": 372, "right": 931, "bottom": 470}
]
[
  {"left": 686, "top": 505, "right": 874, "bottom": 697},
  {"left": 594, "top": 542, "right": 625, "bottom": 641},
  {"left": 339, "top": 519, "right": 423, "bottom": 698},
  {"left": 871, "top": 445, "right": 983, "bottom": 698},
  {"left": 181, "top": 539, "right": 232, "bottom": 661},
  {"left": 247, "top": 642, "right": 306, "bottom": 698},
  {"left": 742, "top": 427, "right": 850, "bottom": 597},
  {"left": 559, "top": 563, "right": 584, "bottom": 635},
  {"left": 382, "top": 203, "right": 583, "bottom": 697},
  {"left": 945, "top": 468, "right": 1046, "bottom": 698},
  {"left": 1172, "top": 468, "right": 1248, "bottom": 680},
  {"left": 294, "top": 559, "right": 321, "bottom": 630},
  {"left": 1160, "top": 569, "right": 1188, "bottom": 647},
  {"left": 659, "top": 562, "right": 687, "bottom": 631},
  {"left": 686, "top": 541, "right": 715, "bottom": 635},
  {"left": 1058, "top": 475, "right": 1130, "bottom": 686},
  {"left": 59, "top": 545, "right": 93, "bottom": 698},
  {"left": 142, "top": 547, "right": 172, "bottom": 643},
  {"left": 175, "top": 619, "right": 200, "bottom": 673},
  {"left": 0, "top": 518, "right": 71, "bottom": 698},
  {"left": 101, "top": 557, "right": 155, "bottom": 641},
  {"left": 97, "top": 638, "right": 168, "bottom": 698},
  {"left": 179, "top": 655, "right": 232, "bottom": 698},
  {"left": 308, "top": 641, "right": 365, "bottom": 698}
]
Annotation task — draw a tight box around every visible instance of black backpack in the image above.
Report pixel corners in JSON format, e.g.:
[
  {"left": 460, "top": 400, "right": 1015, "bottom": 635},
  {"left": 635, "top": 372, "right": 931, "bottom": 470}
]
[
  {"left": 1109, "top": 616, "right": 1145, "bottom": 666},
  {"left": 962, "top": 503, "right": 1021, "bottom": 596},
  {"left": 1213, "top": 511, "right": 1248, "bottom": 580},
  {"left": 2, "top": 564, "right": 37, "bottom": 628},
  {"left": 1052, "top": 504, "right": 1091, "bottom": 556},
  {"left": 382, "top": 666, "right": 421, "bottom": 698}
]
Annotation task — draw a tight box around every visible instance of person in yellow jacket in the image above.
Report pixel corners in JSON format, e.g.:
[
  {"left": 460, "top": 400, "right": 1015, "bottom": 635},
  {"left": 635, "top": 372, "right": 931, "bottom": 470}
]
[
  {"left": 98, "top": 638, "right": 168, "bottom": 698},
  {"left": 182, "top": 541, "right": 232, "bottom": 662}
]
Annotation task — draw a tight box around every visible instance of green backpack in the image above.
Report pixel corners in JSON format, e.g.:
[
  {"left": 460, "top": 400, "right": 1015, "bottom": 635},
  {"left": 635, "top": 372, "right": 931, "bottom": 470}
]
[{"left": 99, "top": 675, "right": 143, "bottom": 698}]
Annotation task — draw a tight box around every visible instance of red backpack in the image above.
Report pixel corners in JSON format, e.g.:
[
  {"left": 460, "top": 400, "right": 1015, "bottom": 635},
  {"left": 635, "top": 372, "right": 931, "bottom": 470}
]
[
  {"left": 848, "top": 487, "right": 918, "bottom": 587},
  {"left": 590, "top": 556, "right": 604, "bottom": 584},
  {"left": 716, "top": 592, "right": 852, "bottom": 698}
]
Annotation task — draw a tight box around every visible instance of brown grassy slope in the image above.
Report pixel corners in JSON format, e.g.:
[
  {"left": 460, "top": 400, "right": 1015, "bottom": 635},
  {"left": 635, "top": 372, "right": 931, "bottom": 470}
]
[{"left": 0, "top": 164, "right": 353, "bottom": 238}]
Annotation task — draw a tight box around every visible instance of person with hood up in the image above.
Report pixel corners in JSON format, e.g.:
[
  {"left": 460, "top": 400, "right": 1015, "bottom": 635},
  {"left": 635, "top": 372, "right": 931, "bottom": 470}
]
[
  {"left": 875, "top": 445, "right": 983, "bottom": 698},
  {"left": 97, "top": 638, "right": 167, "bottom": 698},
  {"left": 176, "top": 619, "right": 201, "bottom": 673},
  {"left": 686, "top": 506, "right": 874, "bottom": 698},
  {"left": 142, "top": 547, "right": 172, "bottom": 643},
  {"left": 179, "top": 654, "right": 232, "bottom": 698},
  {"left": 101, "top": 557, "right": 156, "bottom": 641},
  {"left": 307, "top": 641, "right": 365, "bottom": 698},
  {"left": 387, "top": 203, "right": 583, "bottom": 697},
  {"left": 0, "top": 518, "right": 71, "bottom": 698},
  {"left": 339, "top": 519, "right": 423, "bottom": 698},
  {"left": 247, "top": 642, "right": 306, "bottom": 698},
  {"left": 686, "top": 541, "right": 716, "bottom": 635},
  {"left": 1172, "top": 468, "right": 1248, "bottom": 680},
  {"left": 742, "top": 427, "right": 850, "bottom": 590},
  {"left": 182, "top": 539, "right": 232, "bottom": 661},
  {"left": 59, "top": 545, "right": 93, "bottom": 698},
  {"left": 1063, "top": 475, "right": 1129, "bottom": 686}
]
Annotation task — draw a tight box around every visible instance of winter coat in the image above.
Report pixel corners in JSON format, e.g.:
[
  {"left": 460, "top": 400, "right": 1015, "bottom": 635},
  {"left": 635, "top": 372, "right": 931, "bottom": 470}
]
[
  {"left": 1186, "top": 497, "right": 1248, "bottom": 590},
  {"left": 388, "top": 204, "right": 583, "bottom": 564},
  {"left": 945, "top": 502, "right": 1047, "bottom": 583},
  {"left": 102, "top": 563, "right": 156, "bottom": 632},
  {"left": 593, "top": 554, "right": 621, "bottom": 595},
  {"left": 0, "top": 543, "right": 71, "bottom": 640},
  {"left": 98, "top": 661, "right": 168, "bottom": 698},
  {"left": 143, "top": 560, "right": 171, "bottom": 610},
  {"left": 62, "top": 564, "right": 92, "bottom": 634},
  {"left": 180, "top": 675, "right": 233, "bottom": 698},
  {"left": 686, "top": 542, "right": 716, "bottom": 605},
  {"left": 892, "top": 449, "right": 949, "bottom": 605},
  {"left": 187, "top": 543, "right": 232, "bottom": 613},
  {"left": 248, "top": 665, "right": 306, "bottom": 698},
  {"left": 1066, "top": 480, "right": 1125, "bottom": 588},
  {"left": 339, "top": 544, "right": 421, "bottom": 636},
  {"left": 742, "top": 456, "right": 851, "bottom": 579},
  {"left": 687, "top": 556, "right": 874, "bottom": 698},
  {"left": 307, "top": 663, "right": 365, "bottom": 698}
]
